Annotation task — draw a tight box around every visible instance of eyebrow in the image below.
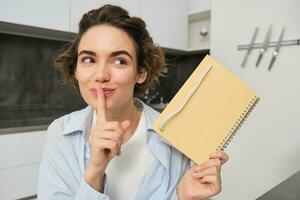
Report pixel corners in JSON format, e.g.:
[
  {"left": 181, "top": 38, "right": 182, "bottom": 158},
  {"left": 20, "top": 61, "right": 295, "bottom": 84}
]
[
  {"left": 78, "top": 50, "right": 96, "bottom": 57},
  {"left": 78, "top": 50, "right": 133, "bottom": 61},
  {"left": 111, "top": 50, "right": 133, "bottom": 61}
]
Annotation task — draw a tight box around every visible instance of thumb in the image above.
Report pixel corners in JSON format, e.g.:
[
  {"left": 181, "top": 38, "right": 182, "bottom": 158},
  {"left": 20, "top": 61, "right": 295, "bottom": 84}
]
[{"left": 121, "top": 120, "right": 131, "bottom": 131}]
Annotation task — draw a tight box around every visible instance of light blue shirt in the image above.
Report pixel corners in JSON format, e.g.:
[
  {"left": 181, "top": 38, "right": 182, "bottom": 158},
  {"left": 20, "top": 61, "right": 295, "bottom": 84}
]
[{"left": 37, "top": 100, "right": 190, "bottom": 200}]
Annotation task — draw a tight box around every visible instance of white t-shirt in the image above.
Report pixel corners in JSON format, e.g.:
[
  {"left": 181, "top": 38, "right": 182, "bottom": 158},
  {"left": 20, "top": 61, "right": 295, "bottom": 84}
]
[{"left": 92, "top": 109, "right": 155, "bottom": 200}]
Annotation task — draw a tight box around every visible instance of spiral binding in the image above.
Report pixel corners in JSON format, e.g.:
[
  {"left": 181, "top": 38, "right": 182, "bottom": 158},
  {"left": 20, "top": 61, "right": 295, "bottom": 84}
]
[{"left": 217, "top": 96, "right": 260, "bottom": 151}]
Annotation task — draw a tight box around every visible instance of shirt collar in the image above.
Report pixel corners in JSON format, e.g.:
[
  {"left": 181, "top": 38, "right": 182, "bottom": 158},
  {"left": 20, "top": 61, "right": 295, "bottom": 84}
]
[
  {"left": 62, "top": 105, "right": 93, "bottom": 136},
  {"left": 139, "top": 100, "right": 171, "bottom": 170},
  {"left": 62, "top": 99, "right": 171, "bottom": 170}
]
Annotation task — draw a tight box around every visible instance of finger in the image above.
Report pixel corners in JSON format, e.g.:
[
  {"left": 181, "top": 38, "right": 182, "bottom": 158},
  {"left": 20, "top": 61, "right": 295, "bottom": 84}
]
[
  {"left": 92, "top": 130, "right": 122, "bottom": 146},
  {"left": 121, "top": 120, "right": 131, "bottom": 132},
  {"left": 199, "top": 175, "right": 219, "bottom": 183},
  {"left": 92, "top": 121, "right": 124, "bottom": 133},
  {"left": 91, "top": 129, "right": 123, "bottom": 156},
  {"left": 96, "top": 88, "right": 107, "bottom": 124},
  {"left": 209, "top": 151, "right": 229, "bottom": 165},
  {"left": 192, "top": 159, "right": 221, "bottom": 172},
  {"left": 192, "top": 166, "right": 219, "bottom": 179},
  {"left": 193, "top": 158, "right": 221, "bottom": 172},
  {"left": 199, "top": 175, "right": 222, "bottom": 193},
  {"left": 95, "top": 139, "right": 119, "bottom": 159}
]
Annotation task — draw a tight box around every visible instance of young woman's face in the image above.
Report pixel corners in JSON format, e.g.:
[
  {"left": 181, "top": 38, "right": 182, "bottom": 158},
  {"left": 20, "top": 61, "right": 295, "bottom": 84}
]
[{"left": 75, "top": 25, "right": 147, "bottom": 111}]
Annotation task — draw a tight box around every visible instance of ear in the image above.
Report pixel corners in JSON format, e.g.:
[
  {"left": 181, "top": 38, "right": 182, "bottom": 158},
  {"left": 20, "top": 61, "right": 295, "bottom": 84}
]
[{"left": 136, "top": 70, "right": 147, "bottom": 84}]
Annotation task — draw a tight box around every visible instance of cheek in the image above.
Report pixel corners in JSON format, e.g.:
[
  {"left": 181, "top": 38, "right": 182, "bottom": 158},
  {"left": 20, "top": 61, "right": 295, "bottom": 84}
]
[
  {"left": 75, "top": 67, "right": 93, "bottom": 105},
  {"left": 75, "top": 68, "right": 95, "bottom": 104},
  {"left": 114, "top": 70, "right": 137, "bottom": 88},
  {"left": 75, "top": 68, "right": 94, "bottom": 85}
]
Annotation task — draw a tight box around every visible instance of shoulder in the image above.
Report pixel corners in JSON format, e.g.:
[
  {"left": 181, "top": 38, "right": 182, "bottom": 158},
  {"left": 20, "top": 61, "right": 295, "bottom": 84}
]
[
  {"left": 140, "top": 100, "right": 191, "bottom": 164},
  {"left": 137, "top": 99, "right": 160, "bottom": 122},
  {"left": 46, "top": 108, "right": 81, "bottom": 136},
  {"left": 45, "top": 106, "right": 90, "bottom": 145}
]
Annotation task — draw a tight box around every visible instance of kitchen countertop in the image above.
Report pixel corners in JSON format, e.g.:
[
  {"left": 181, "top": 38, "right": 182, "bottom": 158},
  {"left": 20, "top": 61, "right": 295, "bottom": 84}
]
[
  {"left": 0, "top": 108, "right": 74, "bottom": 135},
  {"left": 256, "top": 170, "right": 300, "bottom": 200},
  {"left": 0, "top": 103, "right": 167, "bottom": 135}
]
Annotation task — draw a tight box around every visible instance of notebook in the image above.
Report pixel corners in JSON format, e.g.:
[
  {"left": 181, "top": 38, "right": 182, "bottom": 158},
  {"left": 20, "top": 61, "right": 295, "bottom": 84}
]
[{"left": 152, "top": 55, "right": 260, "bottom": 164}]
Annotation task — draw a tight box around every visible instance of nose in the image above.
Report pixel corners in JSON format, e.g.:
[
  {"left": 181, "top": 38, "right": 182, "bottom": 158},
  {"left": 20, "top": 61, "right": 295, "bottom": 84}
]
[{"left": 95, "top": 62, "right": 111, "bottom": 83}]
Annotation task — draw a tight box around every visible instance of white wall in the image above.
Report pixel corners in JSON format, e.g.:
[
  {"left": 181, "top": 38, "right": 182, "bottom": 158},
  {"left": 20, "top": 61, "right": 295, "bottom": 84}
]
[
  {"left": 210, "top": 0, "right": 300, "bottom": 199},
  {"left": 0, "top": 0, "right": 70, "bottom": 31}
]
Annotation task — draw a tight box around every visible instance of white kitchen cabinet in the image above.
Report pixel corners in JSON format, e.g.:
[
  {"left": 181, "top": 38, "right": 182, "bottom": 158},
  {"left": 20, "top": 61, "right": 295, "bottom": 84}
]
[
  {"left": 141, "top": 0, "right": 188, "bottom": 50},
  {"left": 188, "top": 0, "right": 211, "bottom": 14},
  {"left": 95, "top": 0, "right": 188, "bottom": 49},
  {"left": 187, "top": 10, "right": 211, "bottom": 51},
  {"left": 70, "top": 0, "right": 188, "bottom": 50},
  {"left": 187, "top": 0, "right": 211, "bottom": 51},
  {"left": 0, "top": 0, "right": 70, "bottom": 32},
  {"left": 97, "top": 0, "right": 188, "bottom": 50},
  {"left": 98, "top": 0, "right": 142, "bottom": 16},
  {"left": 70, "top": 0, "right": 142, "bottom": 33},
  {"left": 0, "top": 131, "right": 46, "bottom": 170},
  {"left": 0, "top": 130, "right": 46, "bottom": 199},
  {"left": 0, "top": 164, "right": 40, "bottom": 200},
  {"left": 0, "top": 0, "right": 196, "bottom": 51},
  {"left": 70, "top": 0, "right": 99, "bottom": 33}
]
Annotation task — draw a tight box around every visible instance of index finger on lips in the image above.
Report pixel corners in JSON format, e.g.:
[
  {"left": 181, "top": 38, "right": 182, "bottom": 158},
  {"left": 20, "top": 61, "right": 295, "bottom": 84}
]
[{"left": 96, "top": 88, "right": 107, "bottom": 124}]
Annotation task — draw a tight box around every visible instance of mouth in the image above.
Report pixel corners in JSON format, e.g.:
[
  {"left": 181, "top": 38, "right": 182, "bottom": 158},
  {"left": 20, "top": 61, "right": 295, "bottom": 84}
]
[{"left": 90, "top": 88, "right": 115, "bottom": 98}]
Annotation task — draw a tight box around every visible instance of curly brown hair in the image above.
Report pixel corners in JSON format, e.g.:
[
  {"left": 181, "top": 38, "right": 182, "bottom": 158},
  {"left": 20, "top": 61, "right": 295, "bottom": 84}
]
[{"left": 55, "top": 4, "right": 165, "bottom": 97}]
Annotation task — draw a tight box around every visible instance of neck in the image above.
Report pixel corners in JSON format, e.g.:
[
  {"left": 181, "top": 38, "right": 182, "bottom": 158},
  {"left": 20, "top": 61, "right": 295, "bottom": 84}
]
[
  {"left": 105, "top": 99, "right": 140, "bottom": 122},
  {"left": 104, "top": 99, "right": 142, "bottom": 143}
]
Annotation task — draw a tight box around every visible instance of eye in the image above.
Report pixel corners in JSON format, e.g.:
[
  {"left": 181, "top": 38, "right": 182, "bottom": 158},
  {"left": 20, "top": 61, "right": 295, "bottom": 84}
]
[
  {"left": 81, "top": 57, "right": 95, "bottom": 64},
  {"left": 113, "top": 58, "right": 127, "bottom": 66}
]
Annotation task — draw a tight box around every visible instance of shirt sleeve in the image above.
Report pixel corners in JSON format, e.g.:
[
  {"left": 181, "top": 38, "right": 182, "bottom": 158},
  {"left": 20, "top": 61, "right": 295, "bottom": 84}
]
[
  {"left": 171, "top": 190, "right": 179, "bottom": 200},
  {"left": 75, "top": 178, "right": 110, "bottom": 200},
  {"left": 170, "top": 159, "right": 193, "bottom": 200},
  {"left": 37, "top": 120, "right": 110, "bottom": 200}
]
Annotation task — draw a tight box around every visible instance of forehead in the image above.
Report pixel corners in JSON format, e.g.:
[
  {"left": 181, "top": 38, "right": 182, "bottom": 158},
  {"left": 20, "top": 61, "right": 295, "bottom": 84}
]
[{"left": 78, "top": 24, "right": 137, "bottom": 57}]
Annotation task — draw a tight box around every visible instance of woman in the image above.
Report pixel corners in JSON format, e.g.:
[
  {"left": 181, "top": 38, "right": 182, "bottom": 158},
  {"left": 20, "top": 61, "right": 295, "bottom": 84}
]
[{"left": 38, "top": 4, "right": 229, "bottom": 200}]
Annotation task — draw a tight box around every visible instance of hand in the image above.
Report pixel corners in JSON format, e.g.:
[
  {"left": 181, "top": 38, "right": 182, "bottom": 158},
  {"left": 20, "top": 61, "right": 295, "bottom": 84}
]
[
  {"left": 177, "top": 151, "right": 229, "bottom": 200},
  {"left": 84, "top": 88, "right": 131, "bottom": 191}
]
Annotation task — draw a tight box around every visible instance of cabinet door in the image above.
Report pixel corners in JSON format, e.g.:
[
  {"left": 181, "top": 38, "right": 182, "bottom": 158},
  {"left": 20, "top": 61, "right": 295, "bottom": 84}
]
[
  {"left": 70, "top": 0, "right": 99, "bottom": 33},
  {"left": 70, "top": 0, "right": 142, "bottom": 33},
  {"left": 0, "top": 131, "right": 46, "bottom": 199},
  {"left": 141, "top": 0, "right": 188, "bottom": 50},
  {"left": 99, "top": 0, "right": 189, "bottom": 50},
  {"left": 70, "top": 0, "right": 188, "bottom": 50},
  {"left": 0, "top": 0, "right": 70, "bottom": 31},
  {"left": 0, "top": 164, "right": 40, "bottom": 200},
  {"left": 97, "top": 0, "right": 142, "bottom": 16}
]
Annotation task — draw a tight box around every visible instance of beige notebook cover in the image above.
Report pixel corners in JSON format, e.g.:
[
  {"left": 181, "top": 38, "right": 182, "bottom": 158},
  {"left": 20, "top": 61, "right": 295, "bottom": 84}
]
[{"left": 152, "top": 55, "right": 260, "bottom": 164}]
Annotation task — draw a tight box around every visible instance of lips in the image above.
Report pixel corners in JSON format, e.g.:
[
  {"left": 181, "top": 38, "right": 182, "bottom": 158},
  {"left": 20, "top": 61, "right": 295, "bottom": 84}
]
[
  {"left": 102, "top": 88, "right": 115, "bottom": 97},
  {"left": 90, "top": 88, "right": 115, "bottom": 97}
]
